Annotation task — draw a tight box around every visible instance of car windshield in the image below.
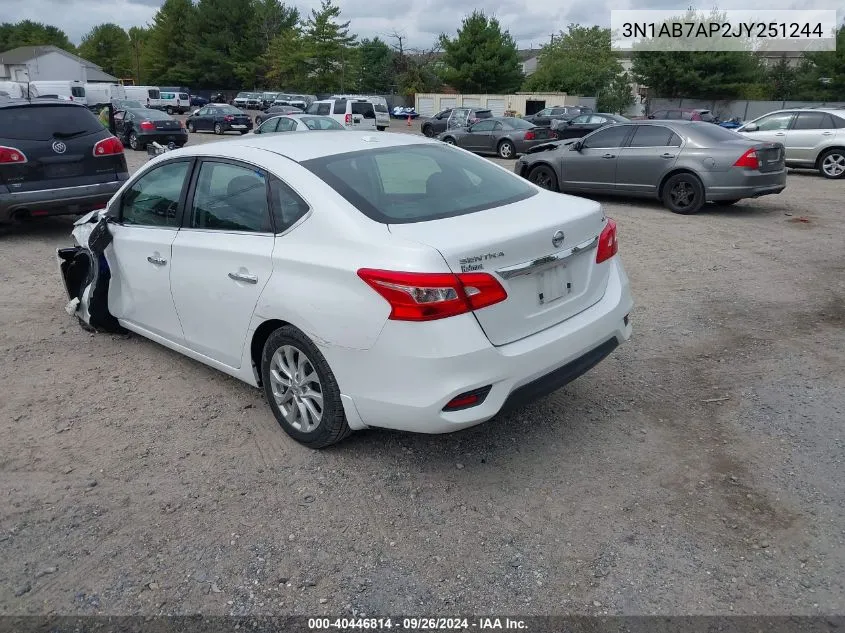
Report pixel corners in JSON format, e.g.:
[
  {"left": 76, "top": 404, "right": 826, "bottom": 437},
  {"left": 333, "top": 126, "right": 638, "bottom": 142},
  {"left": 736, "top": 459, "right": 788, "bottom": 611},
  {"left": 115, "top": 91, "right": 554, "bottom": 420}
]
[
  {"left": 300, "top": 116, "right": 345, "bottom": 130},
  {"left": 236, "top": 92, "right": 250, "bottom": 98},
  {"left": 302, "top": 144, "right": 537, "bottom": 224},
  {"left": 0, "top": 104, "right": 102, "bottom": 141},
  {"left": 504, "top": 118, "right": 534, "bottom": 129}
]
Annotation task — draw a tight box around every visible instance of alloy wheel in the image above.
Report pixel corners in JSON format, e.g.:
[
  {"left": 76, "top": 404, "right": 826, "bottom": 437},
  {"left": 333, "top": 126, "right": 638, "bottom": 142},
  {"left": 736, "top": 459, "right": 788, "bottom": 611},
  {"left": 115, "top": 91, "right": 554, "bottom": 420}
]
[
  {"left": 670, "top": 181, "right": 696, "bottom": 209},
  {"left": 822, "top": 152, "right": 845, "bottom": 178},
  {"left": 269, "top": 345, "right": 324, "bottom": 433}
]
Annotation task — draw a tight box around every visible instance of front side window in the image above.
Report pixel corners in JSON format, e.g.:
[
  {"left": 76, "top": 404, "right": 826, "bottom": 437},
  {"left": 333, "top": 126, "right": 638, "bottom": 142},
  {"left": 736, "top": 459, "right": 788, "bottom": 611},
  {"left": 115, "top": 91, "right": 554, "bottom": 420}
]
[
  {"left": 301, "top": 116, "right": 344, "bottom": 130},
  {"left": 275, "top": 117, "right": 297, "bottom": 132},
  {"left": 582, "top": 125, "right": 630, "bottom": 149},
  {"left": 571, "top": 115, "right": 591, "bottom": 124},
  {"left": 258, "top": 118, "right": 279, "bottom": 133},
  {"left": 189, "top": 162, "right": 271, "bottom": 233},
  {"left": 753, "top": 112, "right": 794, "bottom": 131},
  {"left": 302, "top": 144, "right": 536, "bottom": 224},
  {"left": 120, "top": 161, "right": 189, "bottom": 227}
]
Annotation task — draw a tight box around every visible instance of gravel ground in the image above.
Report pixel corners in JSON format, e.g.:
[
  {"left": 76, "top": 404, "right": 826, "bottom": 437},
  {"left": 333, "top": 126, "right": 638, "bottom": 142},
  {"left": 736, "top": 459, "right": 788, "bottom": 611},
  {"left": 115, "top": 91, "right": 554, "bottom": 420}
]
[{"left": 1, "top": 116, "right": 843, "bottom": 617}]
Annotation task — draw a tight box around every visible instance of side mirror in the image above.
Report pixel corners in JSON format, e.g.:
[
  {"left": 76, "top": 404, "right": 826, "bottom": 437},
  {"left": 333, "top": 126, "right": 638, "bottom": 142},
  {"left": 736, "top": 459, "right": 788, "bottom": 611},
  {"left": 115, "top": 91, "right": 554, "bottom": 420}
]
[
  {"left": 741, "top": 123, "right": 758, "bottom": 132},
  {"left": 570, "top": 141, "right": 583, "bottom": 151},
  {"left": 647, "top": 114, "right": 655, "bottom": 119}
]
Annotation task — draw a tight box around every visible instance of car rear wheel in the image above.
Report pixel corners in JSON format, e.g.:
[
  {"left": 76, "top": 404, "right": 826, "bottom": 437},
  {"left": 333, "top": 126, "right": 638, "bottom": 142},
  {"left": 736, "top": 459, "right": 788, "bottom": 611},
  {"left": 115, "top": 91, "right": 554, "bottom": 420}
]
[
  {"left": 818, "top": 149, "right": 845, "bottom": 179},
  {"left": 422, "top": 124, "right": 435, "bottom": 138},
  {"left": 261, "top": 325, "right": 351, "bottom": 449},
  {"left": 662, "top": 173, "right": 704, "bottom": 214},
  {"left": 443, "top": 136, "right": 456, "bottom": 145},
  {"left": 377, "top": 126, "right": 386, "bottom": 131},
  {"left": 497, "top": 140, "right": 515, "bottom": 159},
  {"left": 214, "top": 122, "right": 223, "bottom": 135},
  {"left": 187, "top": 121, "right": 195, "bottom": 133},
  {"left": 166, "top": 106, "right": 174, "bottom": 115},
  {"left": 528, "top": 165, "right": 559, "bottom": 191},
  {"left": 128, "top": 132, "right": 142, "bottom": 151}
]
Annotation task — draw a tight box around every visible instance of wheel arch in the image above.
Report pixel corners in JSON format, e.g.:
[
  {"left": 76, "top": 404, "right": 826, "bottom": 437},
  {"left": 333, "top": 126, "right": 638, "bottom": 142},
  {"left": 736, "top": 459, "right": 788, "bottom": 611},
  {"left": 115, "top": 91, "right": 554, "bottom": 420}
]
[
  {"left": 815, "top": 145, "right": 845, "bottom": 168},
  {"left": 250, "top": 318, "right": 291, "bottom": 386},
  {"left": 657, "top": 168, "right": 704, "bottom": 199},
  {"left": 522, "top": 159, "right": 557, "bottom": 180}
]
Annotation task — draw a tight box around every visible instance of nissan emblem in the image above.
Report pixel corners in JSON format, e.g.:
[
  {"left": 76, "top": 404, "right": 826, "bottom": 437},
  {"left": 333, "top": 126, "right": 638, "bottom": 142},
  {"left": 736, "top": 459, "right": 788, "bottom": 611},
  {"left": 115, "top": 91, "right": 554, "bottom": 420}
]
[{"left": 552, "top": 230, "right": 565, "bottom": 248}]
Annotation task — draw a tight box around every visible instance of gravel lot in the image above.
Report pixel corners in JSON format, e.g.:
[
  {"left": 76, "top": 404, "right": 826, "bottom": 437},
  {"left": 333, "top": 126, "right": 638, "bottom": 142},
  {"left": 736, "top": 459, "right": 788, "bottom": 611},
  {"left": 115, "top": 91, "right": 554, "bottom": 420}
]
[{"left": 1, "top": 116, "right": 843, "bottom": 617}]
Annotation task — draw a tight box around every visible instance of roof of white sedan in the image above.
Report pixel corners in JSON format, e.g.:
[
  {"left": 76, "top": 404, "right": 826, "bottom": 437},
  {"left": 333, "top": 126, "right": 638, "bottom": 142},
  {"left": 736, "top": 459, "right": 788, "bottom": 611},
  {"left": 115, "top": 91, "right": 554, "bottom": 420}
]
[{"left": 181, "top": 131, "right": 436, "bottom": 163}]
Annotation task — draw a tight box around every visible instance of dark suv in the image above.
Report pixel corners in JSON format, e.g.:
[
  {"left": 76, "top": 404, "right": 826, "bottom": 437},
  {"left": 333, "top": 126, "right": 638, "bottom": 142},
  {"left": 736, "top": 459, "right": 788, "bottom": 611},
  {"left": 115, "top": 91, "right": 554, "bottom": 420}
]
[
  {"left": 421, "top": 108, "right": 492, "bottom": 137},
  {"left": 0, "top": 99, "right": 129, "bottom": 223}
]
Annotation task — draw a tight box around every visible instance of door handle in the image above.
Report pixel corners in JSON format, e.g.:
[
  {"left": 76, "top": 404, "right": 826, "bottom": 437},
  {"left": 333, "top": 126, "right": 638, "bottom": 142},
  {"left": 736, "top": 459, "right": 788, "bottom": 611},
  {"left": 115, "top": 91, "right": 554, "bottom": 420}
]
[
  {"left": 228, "top": 272, "right": 258, "bottom": 284},
  {"left": 147, "top": 256, "right": 167, "bottom": 266},
  {"left": 775, "top": 132, "right": 786, "bottom": 136},
  {"left": 822, "top": 132, "right": 834, "bottom": 136},
  {"left": 602, "top": 153, "right": 616, "bottom": 159},
  {"left": 661, "top": 153, "right": 675, "bottom": 158}
]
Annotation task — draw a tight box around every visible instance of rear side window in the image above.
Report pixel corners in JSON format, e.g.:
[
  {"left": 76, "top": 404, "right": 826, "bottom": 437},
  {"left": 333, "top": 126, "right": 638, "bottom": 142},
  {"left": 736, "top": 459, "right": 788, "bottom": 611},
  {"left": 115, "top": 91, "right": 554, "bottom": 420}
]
[
  {"left": 474, "top": 110, "right": 492, "bottom": 119},
  {"left": 179, "top": 93, "right": 189, "bottom": 100},
  {"left": 333, "top": 100, "right": 346, "bottom": 115},
  {"left": 793, "top": 112, "right": 836, "bottom": 130},
  {"left": 301, "top": 144, "right": 536, "bottom": 224},
  {"left": 270, "top": 177, "right": 309, "bottom": 232},
  {"left": 301, "top": 116, "right": 344, "bottom": 130},
  {"left": 373, "top": 104, "right": 387, "bottom": 113},
  {"left": 149, "top": 89, "right": 160, "bottom": 99},
  {"left": 71, "top": 86, "right": 85, "bottom": 98},
  {"left": 628, "top": 125, "right": 677, "bottom": 147},
  {"left": 0, "top": 105, "right": 102, "bottom": 141}
]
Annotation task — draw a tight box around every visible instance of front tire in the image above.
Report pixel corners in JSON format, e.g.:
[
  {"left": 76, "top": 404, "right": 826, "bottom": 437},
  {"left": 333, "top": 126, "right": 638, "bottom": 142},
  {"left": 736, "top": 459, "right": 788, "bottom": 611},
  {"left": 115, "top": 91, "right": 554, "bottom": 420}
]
[
  {"left": 818, "top": 148, "right": 845, "bottom": 179},
  {"left": 422, "top": 124, "right": 435, "bottom": 138},
  {"left": 443, "top": 136, "right": 456, "bottom": 145},
  {"left": 261, "top": 325, "right": 351, "bottom": 449},
  {"left": 166, "top": 106, "right": 174, "bottom": 115},
  {"left": 128, "top": 131, "right": 142, "bottom": 151},
  {"left": 497, "top": 139, "right": 515, "bottom": 159},
  {"left": 662, "top": 173, "right": 704, "bottom": 214},
  {"left": 187, "top": 121, "right": 195, "bottom": 133},
  {"left": 214, "top": 122, "right": 223, "bottom": 135},
  {"left": 377, "top": 126, "right": 386, "bottom": 131},
  {"left": 528, "top": 165, "right": 559, "bottom": 191}
]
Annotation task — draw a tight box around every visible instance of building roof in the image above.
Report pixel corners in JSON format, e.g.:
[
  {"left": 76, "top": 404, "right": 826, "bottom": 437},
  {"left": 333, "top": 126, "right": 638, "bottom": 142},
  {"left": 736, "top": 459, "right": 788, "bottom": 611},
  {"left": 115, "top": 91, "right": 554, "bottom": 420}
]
[
  {"left": 86, "top": 67, "right": 119, "bottom": 82},
  {"left": 0, "top": 45, "right": 118, "bottom": 81}
]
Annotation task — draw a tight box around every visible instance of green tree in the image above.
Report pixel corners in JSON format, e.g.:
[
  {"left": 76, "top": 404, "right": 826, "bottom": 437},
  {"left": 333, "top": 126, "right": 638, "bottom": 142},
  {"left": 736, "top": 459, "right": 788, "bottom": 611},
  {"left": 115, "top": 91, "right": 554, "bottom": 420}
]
[
  {"left": 597, "top": 72, "right": 635, "bottom": 114},
  {"left": 127, "top": 26, "right": 150, "bottom": 85},
  {"left": 77, "top": 24, "right": 131, "bottom": 78},
  {"left": 766, "top": 57, "right": 798, "bottom": 100},
  {"left": 144, "top": 0, "right": 196, "bottom": 85},
  {"left": 802, "top": 26, "right": 845, "bottom": 101},
  {"left": 264, "top": 27, "right": 311, "bottom": 89},
  {"left": 524, "top": 25, "right": 621, "bottom": 96},
  {"left": 302, "top": 0, "right": 356, "bottom": 93},
  {"left": 0, "top": 21, "right": 75, "bottom": 52},
  {"left": 438, "top": 11, "right": 522, "bottom": 93},
  {"left": 254, "top": 0, "right": 299, "bottom": 45},
  {"left": 356, "top": 38, "right": 394, "bottom": 93}
]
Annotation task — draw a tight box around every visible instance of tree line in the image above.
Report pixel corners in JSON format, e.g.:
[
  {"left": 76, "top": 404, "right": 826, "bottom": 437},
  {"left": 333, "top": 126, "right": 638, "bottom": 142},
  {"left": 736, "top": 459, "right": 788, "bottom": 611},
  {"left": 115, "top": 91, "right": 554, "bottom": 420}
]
[{"left": 2, "top": 7, "right": 843, "bottom": 108}]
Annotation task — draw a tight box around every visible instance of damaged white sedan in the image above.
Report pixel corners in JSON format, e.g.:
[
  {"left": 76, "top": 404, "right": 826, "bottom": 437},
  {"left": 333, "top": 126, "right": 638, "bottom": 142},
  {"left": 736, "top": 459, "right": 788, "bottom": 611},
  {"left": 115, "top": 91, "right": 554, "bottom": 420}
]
[{"left": 58, "top": 132, "right": 633, "bottom": 448}]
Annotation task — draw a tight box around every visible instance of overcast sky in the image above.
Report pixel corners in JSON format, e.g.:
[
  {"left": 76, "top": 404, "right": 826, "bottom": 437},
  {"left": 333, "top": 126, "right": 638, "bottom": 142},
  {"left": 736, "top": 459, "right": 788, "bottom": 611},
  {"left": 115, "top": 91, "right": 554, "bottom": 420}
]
[{"left": 1, "top": 0, "right": 840, "bottom": 51}]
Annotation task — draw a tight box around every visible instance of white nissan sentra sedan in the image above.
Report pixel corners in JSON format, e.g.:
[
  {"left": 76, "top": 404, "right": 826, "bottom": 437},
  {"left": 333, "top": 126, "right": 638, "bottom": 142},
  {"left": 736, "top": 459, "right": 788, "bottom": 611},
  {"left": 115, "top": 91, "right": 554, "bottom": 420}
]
[{"left": 58, "top": 132, "right": 634, "bottom": 448}]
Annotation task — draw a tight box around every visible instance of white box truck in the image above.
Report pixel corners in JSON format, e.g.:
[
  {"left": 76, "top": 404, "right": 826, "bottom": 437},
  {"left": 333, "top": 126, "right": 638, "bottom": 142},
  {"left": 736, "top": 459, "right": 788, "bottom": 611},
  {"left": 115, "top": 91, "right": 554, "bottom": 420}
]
[
  {"left": 26, "top": 80, "right": 87, "bottom": 103},
  {"left": 85, "top": 83, "right": 127, "bottom": 108}
]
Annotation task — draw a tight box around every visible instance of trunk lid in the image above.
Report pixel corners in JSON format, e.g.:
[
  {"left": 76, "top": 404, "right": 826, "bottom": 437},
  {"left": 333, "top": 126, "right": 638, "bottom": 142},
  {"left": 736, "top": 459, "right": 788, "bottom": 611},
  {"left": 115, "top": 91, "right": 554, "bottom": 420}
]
[
  {"left": 154, "top": 119, "right": 182, "bottom": 131},
  {"left": 388, "top": 191, "right": 611, "bottom": 346},
  {"left": 0, "top": 104, "right": 125, "bottom": 192},
  {"left": 752, "top": 142, "right": 784, "bottom": 173}
]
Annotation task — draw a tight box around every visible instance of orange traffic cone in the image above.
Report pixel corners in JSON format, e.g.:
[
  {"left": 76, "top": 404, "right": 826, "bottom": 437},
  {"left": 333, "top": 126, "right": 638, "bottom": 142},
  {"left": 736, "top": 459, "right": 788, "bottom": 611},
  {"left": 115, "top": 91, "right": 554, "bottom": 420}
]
[{"left": 406, "top": 114, "right": 412, "bottom": 126}]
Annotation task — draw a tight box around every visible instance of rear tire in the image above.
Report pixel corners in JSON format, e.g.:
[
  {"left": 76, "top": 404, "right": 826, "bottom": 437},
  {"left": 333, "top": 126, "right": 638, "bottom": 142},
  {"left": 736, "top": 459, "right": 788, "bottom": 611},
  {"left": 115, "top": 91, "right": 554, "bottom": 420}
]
[
  {"left": 818, "top": 148, "right": 845, "bottom": 179},
  {"left": 261, "top": 325, "right": 351, "bottom": 449},
  {"left": 377, "top": 126, "right": 386, "bottom": 131},
  {"left": 497, "top": 139, "right": 515, "bottom": 159},
  {"left": 528, "top": 165, "right": 559, "bottom": 191},
  {"left": 187, "top": 121, "right": 195, "bottom": 133},
  {"left": 128, "top": 132, "right": 142, "bottom": 151},
  {"left": 166, "top": 106, "right": 174, "bottom": 115},
  {"left": 662, "top": 173, "right": 704, "bottom": 214},
  {"left": 443, "top": 136, "right": 456, "bottom": 145},
  {"left": 422, "top": 124, "right": 435, "bottom": 138},
  {"left": 214, "top": 122, "right": 223, "bottom": 135}
]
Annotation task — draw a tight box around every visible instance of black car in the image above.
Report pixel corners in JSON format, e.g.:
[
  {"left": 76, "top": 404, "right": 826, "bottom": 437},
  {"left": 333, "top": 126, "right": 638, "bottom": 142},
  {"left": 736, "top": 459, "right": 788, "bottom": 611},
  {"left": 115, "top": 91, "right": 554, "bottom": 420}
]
[
  {"left": 255, "top": 105, "right": 303, "bottom": 126},
  {"left": 186, "top": 105, "right": 253, "bottom": 135},
  {"left": 421, "top": 108, "right": 493, "bottom": 137},
  {"left": 0, "top": 99, "right": 128, "bottom": 223},
  {"left": 524, "top": 106, "right": 592, "bottom": 127},
  {"left": 190, "top": 95, "right": 209, "bottom": 107},
  {"left": 552, "top": 113, "right": 630, "bottom": 139},
  {"left": 114, "top": 107, "right": 188, "bottom": 151}
]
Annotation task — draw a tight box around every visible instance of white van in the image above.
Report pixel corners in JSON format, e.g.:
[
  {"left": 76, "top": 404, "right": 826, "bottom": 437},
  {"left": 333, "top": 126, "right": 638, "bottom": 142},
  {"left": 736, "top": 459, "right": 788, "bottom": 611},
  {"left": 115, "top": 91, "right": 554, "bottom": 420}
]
[
  {"left": 307, "top": 98, "right": 377, "bottom": 131},
  {"left": 331, "top": 94, "right": 389, "bottom": 130},
  {"left": 124, "top": 86, "right": 162, "bottom": 109},
  {"left": 0, "top": 81, "right": 25, "bottom": 99},
  {"left": 84, "top": 83, "right": 126, "bottom": 108},
  {"left": 27, "top": 81, "right": 86, "bottom": 104},
  {"left": 159, "top": 90, "right": 190, "bottom": 114}
]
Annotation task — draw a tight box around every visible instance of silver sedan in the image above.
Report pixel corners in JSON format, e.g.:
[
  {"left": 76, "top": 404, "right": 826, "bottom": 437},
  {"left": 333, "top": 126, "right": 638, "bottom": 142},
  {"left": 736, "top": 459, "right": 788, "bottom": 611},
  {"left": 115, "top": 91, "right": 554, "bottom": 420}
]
[
  {"left": 514, "top": 121, "right": 787, "bottom": 214},
  {"left": 437, "top": 117, "right": 556, "bottom": 159}
]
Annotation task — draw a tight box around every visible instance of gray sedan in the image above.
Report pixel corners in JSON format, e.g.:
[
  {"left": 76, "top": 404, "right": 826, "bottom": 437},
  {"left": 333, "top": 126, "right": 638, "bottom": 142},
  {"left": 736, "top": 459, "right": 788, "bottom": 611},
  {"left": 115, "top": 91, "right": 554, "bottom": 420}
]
[
  {"left": 437, "top": 117, "right": 555, "bottom": 159},
  {"left": 514, "top": 121, "right": 787, "bottom": 214}
]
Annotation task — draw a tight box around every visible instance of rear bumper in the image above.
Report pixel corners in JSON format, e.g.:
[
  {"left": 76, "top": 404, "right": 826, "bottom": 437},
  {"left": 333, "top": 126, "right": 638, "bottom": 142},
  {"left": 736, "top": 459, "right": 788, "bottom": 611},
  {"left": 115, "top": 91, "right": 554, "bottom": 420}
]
[
  {"left": 320, "top": 257, "right": 633, "bottom": 434},
  {"left": 704, "top": 168, "right": 787, "bottom": 201},
  {"left": 224, "top": 121, "right": 253, "bottom": 132},
  {"left": 0, "top": 179, "right": 126, "bottom": 222},
  {"left": 138, "top": 130, "right": 189, "bottom": 145}
]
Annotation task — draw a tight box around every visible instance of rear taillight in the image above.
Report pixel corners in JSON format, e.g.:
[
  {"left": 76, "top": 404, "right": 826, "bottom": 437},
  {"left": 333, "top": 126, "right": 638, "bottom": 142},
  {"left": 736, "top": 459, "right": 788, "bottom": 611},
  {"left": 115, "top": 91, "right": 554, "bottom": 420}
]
[
  {"left": 596, "top": 218, "right": 618, "bottom": 264},
  {"left": 179, "top": 120, "right": 186, "bottom": 129},
  {"left": 524, "top": 131, "right": 536, "bottom": 140},
  {"left": 0, "top": 146, "right": 28, "bottom": 164},
  {"left": 345, "top": 113, "right": 352, "bottom": 125},
  {"left": 224, "top": 115, "right": 234, "bottom": 122},
  {"left": 357, "top": 269, "right": 508, "bottom": 322},
  {"left": 733, "top": 148, "right": 759, "bottom": 169},
  {"left": 139, "top": 120, "right": 155, "bottom": 131},
  {"left": 92, "top": 136, "right": 124, "bottom": 156}
]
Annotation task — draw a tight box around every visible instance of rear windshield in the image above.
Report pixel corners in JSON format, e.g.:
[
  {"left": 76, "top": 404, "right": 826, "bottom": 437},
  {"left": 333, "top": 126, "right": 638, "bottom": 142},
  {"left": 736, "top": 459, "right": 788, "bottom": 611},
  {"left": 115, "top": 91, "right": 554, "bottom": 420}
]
[
  {"left": 373, "top": 104, "right": 387, "bottom": 113},
  {"left": 698, "top": 111, "right": 716, "bottom": 122},
  {"left": 215, "top": 106, "right": 241, "bottom": 114},
  {"left": 504, "top": 118, "right": 534, "bottom": 129},
  {"left": 302, "top": 144, "right": 537, "bottom": 224},
  {"left": 690, "top": 122, "right": 744, "bottom": 142},
  {"left": 0, "top": 105, "right": 103, "bottom": 141},
  {"left": 71, "top": 86, "right": 85, "bottom": 97},
  {"left": 474, "top": 110, "right": 492, "bottom": 119},
  {"left": 132, "top": 108, "right": 172, "bottom": 120},
  {"left": 179, "top": 93, "right": 189, "bottom": 100},
  {"left": 351, "top": 102, "right": 375, "bottom": 117},
  {"left": 300, "top": 116, "right": 345, "bottom": 130},
  {"left": 148, "top": 89, "right": 160, "bottom": 99}
]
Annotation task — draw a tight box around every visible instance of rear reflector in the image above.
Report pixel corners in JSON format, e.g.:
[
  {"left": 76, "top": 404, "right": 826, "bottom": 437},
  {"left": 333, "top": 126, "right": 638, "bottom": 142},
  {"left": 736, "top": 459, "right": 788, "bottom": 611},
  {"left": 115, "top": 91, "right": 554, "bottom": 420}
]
[
  {"left": 596, "top": 218, "right": 618, "bottom": 264},
  {"left": 0, "top": 146, "right": 28, "bottom": 164},
  {"left": 357, "top": 269, "right": 508, "bottom": 321},
  {"left": 93, "top": 136, "right": 124, "bottom": 156},
  {"left": 443, "top": 386, "right": 492, "bottom": 411},
  {"left": 733, "top": 148, "right": 759, "bottom": 169}
]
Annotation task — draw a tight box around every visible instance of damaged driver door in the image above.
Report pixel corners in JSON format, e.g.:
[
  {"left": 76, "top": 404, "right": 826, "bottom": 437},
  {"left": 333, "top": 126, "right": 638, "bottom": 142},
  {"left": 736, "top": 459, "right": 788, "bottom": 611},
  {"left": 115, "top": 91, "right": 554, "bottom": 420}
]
[{"left": 106, "top": 159, "right": 192, "bottom": 344}]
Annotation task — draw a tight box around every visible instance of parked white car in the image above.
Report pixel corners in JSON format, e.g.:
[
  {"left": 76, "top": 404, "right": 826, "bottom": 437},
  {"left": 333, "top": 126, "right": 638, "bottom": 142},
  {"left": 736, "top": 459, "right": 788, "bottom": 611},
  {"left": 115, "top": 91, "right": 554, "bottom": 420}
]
[
  {"left": 159, "top": 90, "right": 191, "bottom": 115},
  {"left": 85, "top": 83, "right": 126, "bottom": 108},
  {"left": 57, "top": 132, "right": 633, "bottom": 448},
  {"left": 331, "top": 94, "right": 390, "bottom": 130},
  {"left": 124, "top": 86, "right": 162, "bottom": 109},
  {"left": 27, "top": 80, "right": 86, "bottom": 103},
  {"left": 306, "top": 98, "right": 377, "bottom": 131}
]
